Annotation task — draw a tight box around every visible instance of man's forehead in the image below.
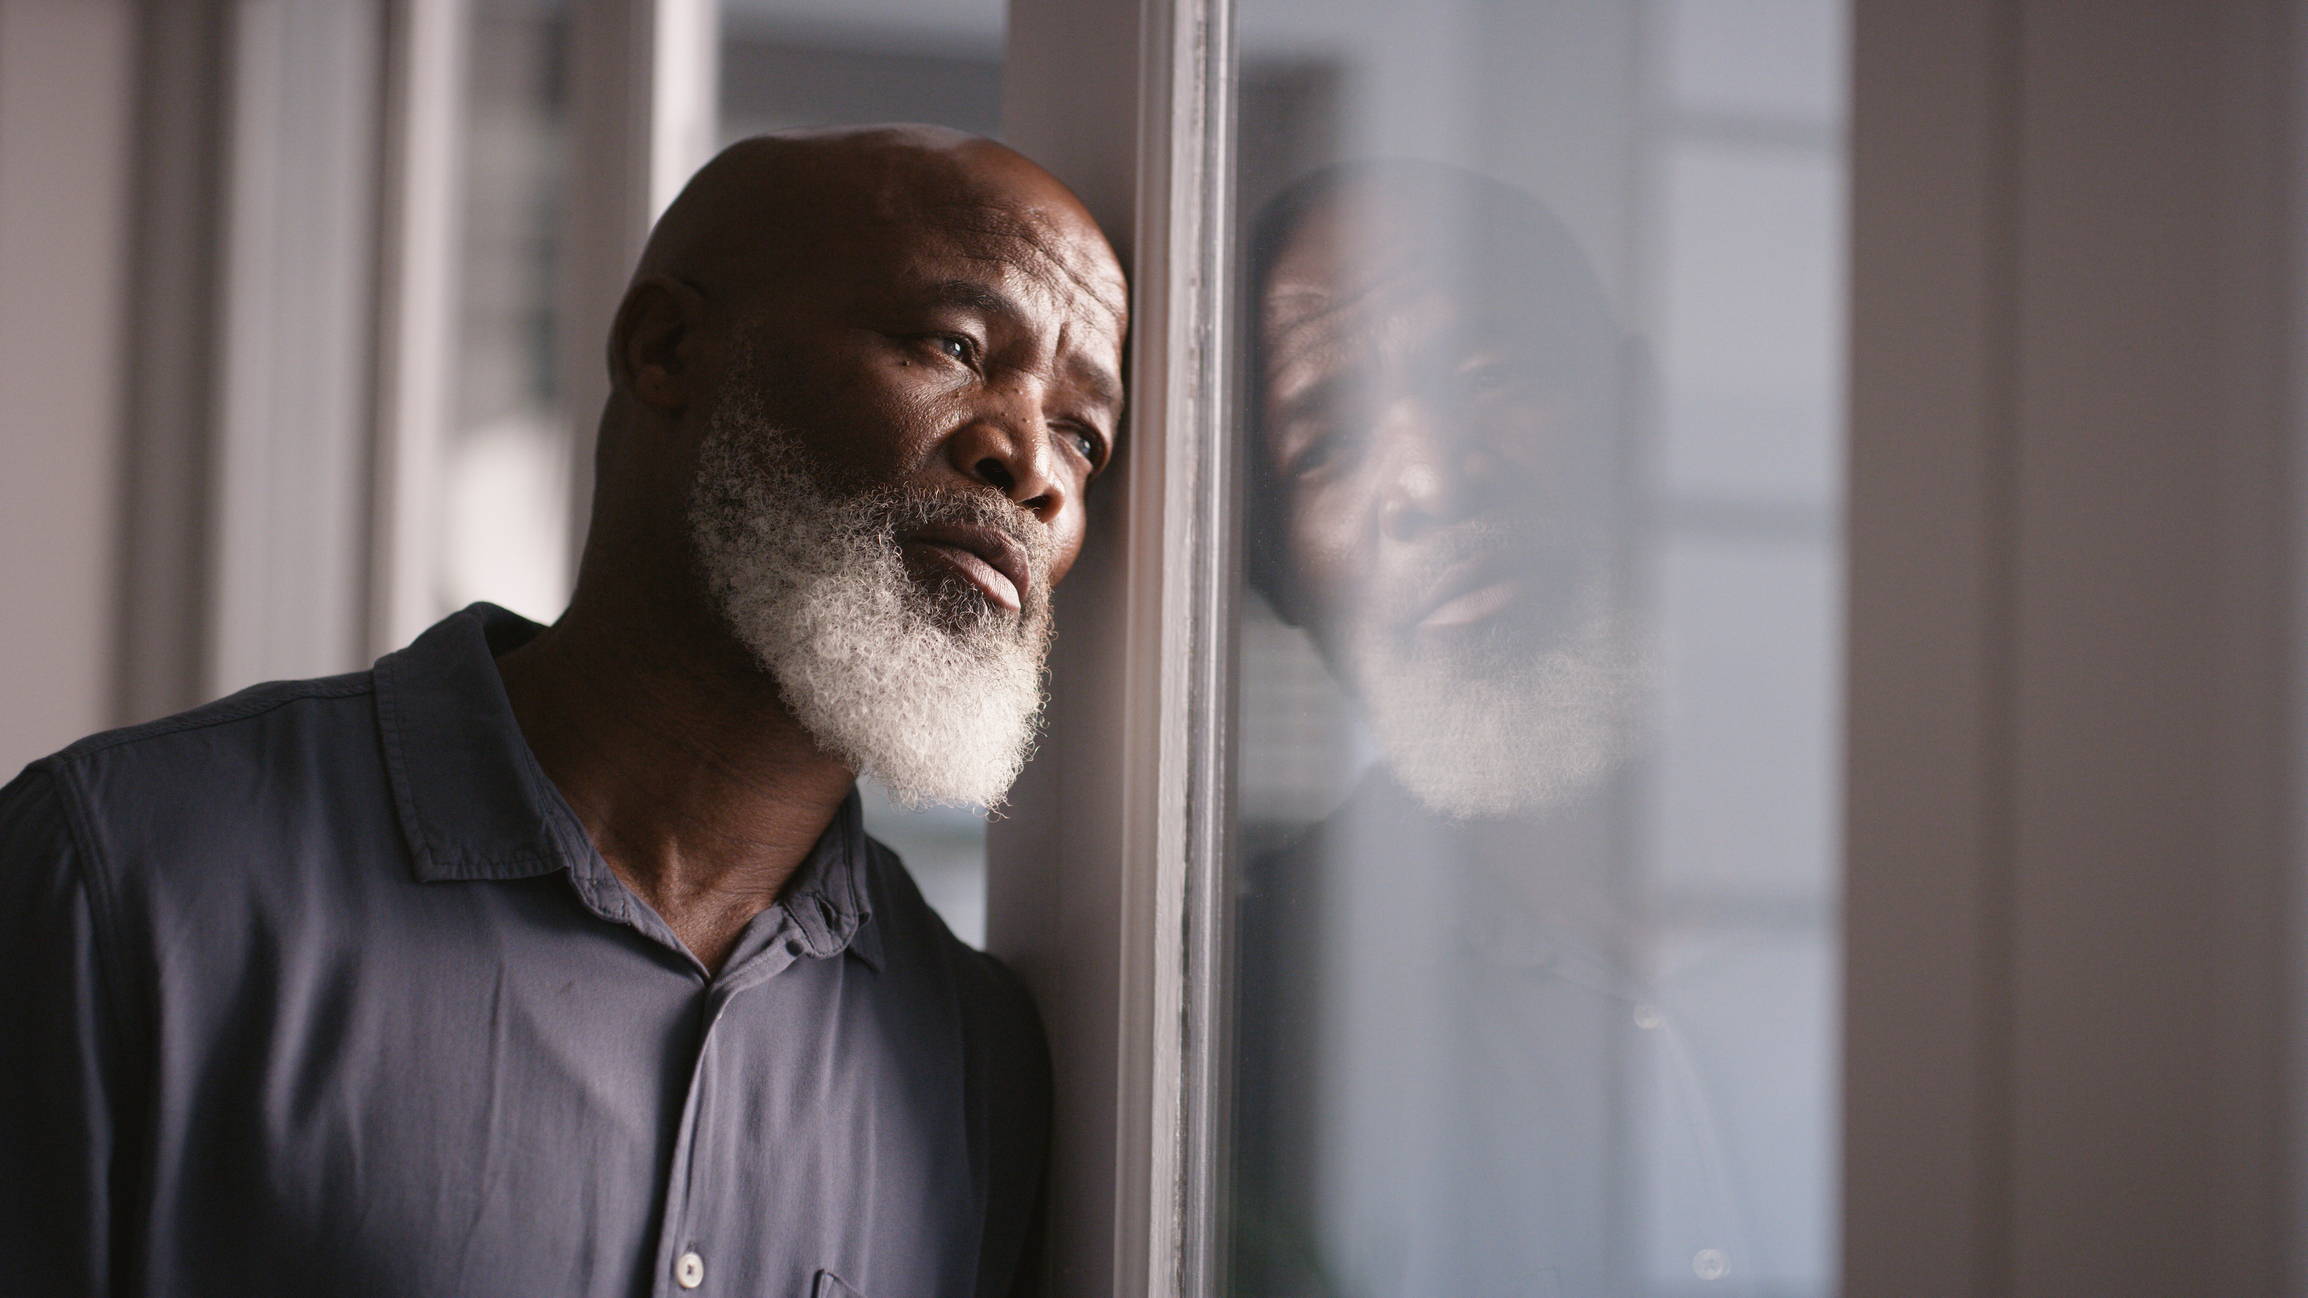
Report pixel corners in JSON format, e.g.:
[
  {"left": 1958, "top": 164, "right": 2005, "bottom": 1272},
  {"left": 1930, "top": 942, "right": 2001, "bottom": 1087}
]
[
  {"left": 1262, "top": 220, "right": 1611, "bottom": 382},
  {"left": 906, "top": 196, "right": 1128, "bottom": 327},
  {"left": 645, "top": 127, "right": 1126, "bottom": 335},
  {"left": 1261, "top": 262, "right": 1527, "bottom": 383}
]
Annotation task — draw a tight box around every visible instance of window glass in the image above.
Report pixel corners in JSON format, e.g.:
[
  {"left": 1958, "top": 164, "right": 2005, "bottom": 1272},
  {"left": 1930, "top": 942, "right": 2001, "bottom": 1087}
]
[
  {"left": 718, "top": 0, "right": 1005, "bottom": 947},
  {"left": 441, "top": 0, "right": 578, "bottom": 629},
  {"left": 1227, "top": 3, "right": 1847, "bottom": 1295}
]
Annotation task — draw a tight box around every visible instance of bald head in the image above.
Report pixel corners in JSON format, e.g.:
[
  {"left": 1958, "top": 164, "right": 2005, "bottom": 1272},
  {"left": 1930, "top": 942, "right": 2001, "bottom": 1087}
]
[
  {"left": 631, "top": 125, "right": 1126, "bottom": 343},
  {"left": 577, "top": 123, "right": 1129, "bottom": 663}
]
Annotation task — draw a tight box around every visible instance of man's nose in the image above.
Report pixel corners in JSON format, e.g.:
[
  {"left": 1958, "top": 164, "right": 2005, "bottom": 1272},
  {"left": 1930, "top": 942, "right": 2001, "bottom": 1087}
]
[
  {"left": 1375, "top": 399, "right": 1489, "bottom": 543},
  {"left": 945, "top": 385, "right": 1068, "bottom": 523}
]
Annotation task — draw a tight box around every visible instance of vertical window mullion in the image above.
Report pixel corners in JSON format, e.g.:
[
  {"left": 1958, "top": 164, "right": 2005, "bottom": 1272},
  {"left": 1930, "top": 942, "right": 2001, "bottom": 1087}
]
[{"left": 994, "top": 0, "right": 1233, "bottom": 1293}]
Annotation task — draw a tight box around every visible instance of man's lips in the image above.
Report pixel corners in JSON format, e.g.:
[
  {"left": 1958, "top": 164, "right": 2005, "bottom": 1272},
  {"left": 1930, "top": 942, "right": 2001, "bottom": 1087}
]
[
  {"left": 1414, "top": 554, "right": 1528, "bottom": 630},
  {"left": 901, "top": 523, "right": 1032, "bottom": 612}
]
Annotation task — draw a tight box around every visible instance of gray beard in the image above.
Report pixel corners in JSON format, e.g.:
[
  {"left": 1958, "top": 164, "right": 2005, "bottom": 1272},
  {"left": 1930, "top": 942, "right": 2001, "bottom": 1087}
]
[
  {"left": 686, "top": 407, "right": 1054, "bottom": 811},
  {"left": 1339, "top": 535, "right": 1651, "bottom": 821}
]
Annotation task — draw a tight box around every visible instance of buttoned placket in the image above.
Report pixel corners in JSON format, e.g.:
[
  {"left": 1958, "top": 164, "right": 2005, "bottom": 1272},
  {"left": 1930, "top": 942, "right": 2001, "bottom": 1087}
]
[
  {"left": 645, "top": 919, "right": 820, "bottom": 1298},
  {"left": 376, "top": 608, "right": 884, "bottom": 1294},
  {"left": 532, "top": 779, "right": 869, "bottom": 1298}
]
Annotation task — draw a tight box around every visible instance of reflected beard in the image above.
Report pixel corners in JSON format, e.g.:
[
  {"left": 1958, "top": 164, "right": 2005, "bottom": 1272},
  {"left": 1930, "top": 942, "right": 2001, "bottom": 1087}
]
[
  {"left": 1340, "top": 532, "right": 1650, "bottom": 820},
  {"left": 687, "top": 410, "right": 1054, "bottom": 811}
]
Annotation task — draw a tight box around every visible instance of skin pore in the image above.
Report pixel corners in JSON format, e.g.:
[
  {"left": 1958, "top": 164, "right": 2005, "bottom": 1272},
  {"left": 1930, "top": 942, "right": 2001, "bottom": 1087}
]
[{"left": 495, "top": 126, "right": 1127, "bottom": 974}]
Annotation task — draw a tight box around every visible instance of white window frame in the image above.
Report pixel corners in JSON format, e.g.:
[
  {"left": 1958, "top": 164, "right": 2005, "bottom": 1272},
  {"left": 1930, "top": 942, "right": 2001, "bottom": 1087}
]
[{"left": 993, "top": 1, "right": 1234, "bottom": 1294}]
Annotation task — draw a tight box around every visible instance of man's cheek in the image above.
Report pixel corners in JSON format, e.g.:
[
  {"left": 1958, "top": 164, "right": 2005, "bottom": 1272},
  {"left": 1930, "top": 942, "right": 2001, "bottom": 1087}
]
[{"left": 1285, "top": 516, "right": 1375, "bottom": 629}]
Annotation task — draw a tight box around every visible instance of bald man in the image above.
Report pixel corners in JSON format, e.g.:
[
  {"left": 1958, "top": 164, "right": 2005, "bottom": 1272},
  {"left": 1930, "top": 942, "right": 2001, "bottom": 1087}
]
[{"left": 0, "top": 126, "right": 1125, "bottom": 1298}]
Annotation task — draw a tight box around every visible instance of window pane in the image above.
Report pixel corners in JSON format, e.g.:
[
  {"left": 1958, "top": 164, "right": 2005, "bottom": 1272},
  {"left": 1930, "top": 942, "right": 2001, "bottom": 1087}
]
[
  {"left": 718, "top": 0, "right": 1004, "bottom": 947},
  {"left": 440, "top": 0, "right": 577, "bottom": 630},
  {"left": 1226, "top": 3, "right": 1846, "bottom": 1295}
]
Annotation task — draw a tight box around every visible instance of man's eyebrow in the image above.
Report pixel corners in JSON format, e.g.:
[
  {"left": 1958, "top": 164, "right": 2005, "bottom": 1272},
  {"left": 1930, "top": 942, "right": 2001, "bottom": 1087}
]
[
  {"left": 924, "top": 278, "right": 1026, "bottom": 322},
  {"left": 1068, "top": 357, "right": 1126, "bottom": 418},
  {"left": 926, "top": 278, "right": 1125, "bottom": 416}
]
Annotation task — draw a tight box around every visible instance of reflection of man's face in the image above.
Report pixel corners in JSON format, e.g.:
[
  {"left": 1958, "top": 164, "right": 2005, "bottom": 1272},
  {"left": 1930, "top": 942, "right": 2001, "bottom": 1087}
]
[
  {"left": 1259, "top": 196, "right": 1615, "bottom": 661},
  {"left": 1256, "top": 180, "right": 1645, "bottom": 818}
]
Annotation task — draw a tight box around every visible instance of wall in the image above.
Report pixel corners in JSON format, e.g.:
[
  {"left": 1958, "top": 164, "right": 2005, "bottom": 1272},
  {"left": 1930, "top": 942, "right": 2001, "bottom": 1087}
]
[{"left": 0, "top": 0, "right": 134, "bottom": 776}]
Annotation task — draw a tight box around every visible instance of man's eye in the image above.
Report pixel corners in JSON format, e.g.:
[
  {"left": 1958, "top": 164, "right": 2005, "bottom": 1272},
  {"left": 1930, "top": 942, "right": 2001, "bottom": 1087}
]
[
  {"left": 1287, "top": 425, "right": 1358, "bottom": 478},
  {"left": 933, "top": 335, "right": 973, "bottom": 363},
  {"left": 1057, "top": 425, "right": 1099, "bottom": 464},
  {"left": 1458, "top": 357, "right": 1525, "bottom": 398}
]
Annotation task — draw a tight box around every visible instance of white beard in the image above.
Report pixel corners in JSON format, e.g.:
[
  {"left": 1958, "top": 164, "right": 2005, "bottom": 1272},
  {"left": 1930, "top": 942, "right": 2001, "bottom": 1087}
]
[
  {"left": 686, "top": 408, "right": 1054, "bottom": 811},
  {"left": 1342, "top": 566, "right": 1651, "bottom": 822}
]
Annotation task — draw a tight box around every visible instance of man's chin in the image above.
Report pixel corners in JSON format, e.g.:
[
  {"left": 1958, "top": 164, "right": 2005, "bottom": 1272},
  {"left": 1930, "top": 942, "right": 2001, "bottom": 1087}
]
[
  {"left": 1345, "top": 595, "right": 1652, "bottom": 820},
  {"left": 687, "top": 412, "right": 1053, "bottom": 811}
]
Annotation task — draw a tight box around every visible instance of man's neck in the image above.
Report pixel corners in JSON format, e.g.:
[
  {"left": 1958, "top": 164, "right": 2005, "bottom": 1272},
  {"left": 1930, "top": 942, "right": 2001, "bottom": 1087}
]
[
  {"left": 1374, "top": 773, "right": 1633, "bottom": 970},
  {"left": 494, "top": 599, "right": 856, "bottom": 975}
]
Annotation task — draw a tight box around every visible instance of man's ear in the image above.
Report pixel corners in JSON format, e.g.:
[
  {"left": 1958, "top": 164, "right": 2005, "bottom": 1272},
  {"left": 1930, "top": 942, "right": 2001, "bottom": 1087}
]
[{"left": 608, "top": 275, "right": 709, "bottom": 411}]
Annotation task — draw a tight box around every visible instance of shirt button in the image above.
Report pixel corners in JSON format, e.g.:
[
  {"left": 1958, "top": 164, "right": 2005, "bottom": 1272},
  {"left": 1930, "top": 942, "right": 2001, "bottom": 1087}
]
[{"left": 676, "top": 1251, "right": 705, "bottom": 1289}]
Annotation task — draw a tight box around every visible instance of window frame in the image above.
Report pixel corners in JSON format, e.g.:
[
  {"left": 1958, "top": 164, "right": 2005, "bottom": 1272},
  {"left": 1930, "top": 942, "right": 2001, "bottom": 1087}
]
[{"left": 991, "top": 0, "right": 1236, "bottom": 1294}]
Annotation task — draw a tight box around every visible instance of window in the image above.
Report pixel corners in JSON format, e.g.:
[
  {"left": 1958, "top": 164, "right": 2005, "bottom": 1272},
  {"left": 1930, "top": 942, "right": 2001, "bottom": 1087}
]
[{"left": 1223, "top": 2, "right": 1845, "bottom": 1294}]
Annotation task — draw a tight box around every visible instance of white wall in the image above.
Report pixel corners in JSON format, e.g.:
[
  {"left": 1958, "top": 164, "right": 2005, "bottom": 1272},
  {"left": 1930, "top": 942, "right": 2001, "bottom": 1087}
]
[
  {"left": 0, "top": 0, "right": 134, "bottom": 776},
  {"left": 1843, "top": 1, "right": 2296, "bottom": 1293}
]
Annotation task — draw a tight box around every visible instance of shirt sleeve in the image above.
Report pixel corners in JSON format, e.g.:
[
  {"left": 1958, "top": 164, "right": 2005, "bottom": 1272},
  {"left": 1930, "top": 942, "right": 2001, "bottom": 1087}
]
[{"left": 0, "top": 763, "right": 134, "bottom": 1294}]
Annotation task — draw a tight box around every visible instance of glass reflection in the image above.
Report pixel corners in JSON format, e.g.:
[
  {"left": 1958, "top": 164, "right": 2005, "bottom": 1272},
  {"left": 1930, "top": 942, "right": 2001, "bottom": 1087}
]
[
  {"left": 1226, "top": 5, "right": 1844, "bottom": 1297},
  {"left": 1236, "top": 163, "right": 1664, "bottom": 1298}
]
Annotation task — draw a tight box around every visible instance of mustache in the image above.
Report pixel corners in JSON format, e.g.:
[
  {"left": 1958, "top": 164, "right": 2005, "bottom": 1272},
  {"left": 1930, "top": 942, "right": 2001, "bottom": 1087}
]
[
  {"left": 1366, "top": 517, "right": 1569, "bottom": 627},
  {"left": 857, "top": 482, "right": 1057, "bottom": 608}
]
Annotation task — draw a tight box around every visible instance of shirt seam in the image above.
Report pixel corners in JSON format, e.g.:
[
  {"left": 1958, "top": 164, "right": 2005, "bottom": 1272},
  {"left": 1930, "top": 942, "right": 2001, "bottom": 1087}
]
[
  {"left": 39, "top": 760, "right": 149, "bottom": 1069},
  {"left": 57, "top": 678, "right": 376, "bottom": 763},
  {"left": 374, "top": 650, "right": 582, "bottom": 881}
]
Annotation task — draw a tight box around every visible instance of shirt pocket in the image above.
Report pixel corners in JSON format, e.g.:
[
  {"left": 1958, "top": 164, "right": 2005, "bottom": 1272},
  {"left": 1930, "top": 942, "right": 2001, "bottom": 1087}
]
[{"left": 811, "top": 1269, "right": 867, "bottom": 1298}]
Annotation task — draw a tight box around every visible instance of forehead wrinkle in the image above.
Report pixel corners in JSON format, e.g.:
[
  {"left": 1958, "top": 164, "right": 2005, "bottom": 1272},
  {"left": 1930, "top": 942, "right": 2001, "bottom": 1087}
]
[
  {"left": 1263, "top": 275, "right": 1456, "bottom": 395},
  {"left": 924, "top": 221, "right": 1128, "bottom": 350},
  {"left": 908, "top": 252, "right": 1124, "bottom": 419},
  {"left": 1053, "top": 317, "right": 1125, "bottom": 416},
  {"left": 919, "top": 194, "right": 1123, "bottom": 297}
]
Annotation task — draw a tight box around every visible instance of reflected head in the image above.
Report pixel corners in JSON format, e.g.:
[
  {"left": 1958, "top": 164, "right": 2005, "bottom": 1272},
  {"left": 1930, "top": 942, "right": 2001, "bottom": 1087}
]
[
  {"left": 1245, "top": 161, "right": 1629, "bottom": 651},
  {"left": 1245, "top": 161, "right": 1647, "bottom": 818}
]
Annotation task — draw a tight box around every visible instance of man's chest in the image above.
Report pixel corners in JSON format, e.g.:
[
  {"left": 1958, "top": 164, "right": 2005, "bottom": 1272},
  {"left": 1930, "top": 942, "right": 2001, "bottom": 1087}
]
[{"left": 124, "top": 883, "right": 979, "bottom": 1298}]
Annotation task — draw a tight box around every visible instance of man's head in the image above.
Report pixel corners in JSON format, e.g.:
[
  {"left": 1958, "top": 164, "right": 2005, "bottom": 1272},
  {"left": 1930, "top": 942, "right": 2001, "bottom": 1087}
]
[
  {"left": 585, "top": 125, "right": 1127, "bottom": 808},
  {"left": 1247, "top": 162, "right": 1646, "bottom": 818}
]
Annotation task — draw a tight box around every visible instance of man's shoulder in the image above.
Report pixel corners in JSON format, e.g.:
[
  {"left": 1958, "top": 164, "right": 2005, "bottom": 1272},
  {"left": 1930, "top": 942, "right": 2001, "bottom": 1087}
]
[
  {"left": 41, "top": 669, "right": 378, "bottom": 776},
  {"left": 855, "top": 834, "right": 1045, "bottom": 1043},
  {"left": 12, "top": 669, "right": 387, "bottom": 875}
]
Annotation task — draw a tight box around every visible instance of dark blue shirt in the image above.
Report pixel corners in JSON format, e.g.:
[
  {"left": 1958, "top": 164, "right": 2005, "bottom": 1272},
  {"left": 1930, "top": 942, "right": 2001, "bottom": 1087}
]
[{"left": 0, "top": 604, "right": 1049, "bottom": 1298}]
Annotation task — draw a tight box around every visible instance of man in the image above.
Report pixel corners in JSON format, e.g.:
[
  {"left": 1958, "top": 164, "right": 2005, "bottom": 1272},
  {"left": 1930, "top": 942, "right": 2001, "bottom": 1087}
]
[
  {"left": 1231, "top": 164, "right": 1793, "bottom": 1298},
  {"left": 0, "top": 125, "right": 1126, "bottom": 1298}
]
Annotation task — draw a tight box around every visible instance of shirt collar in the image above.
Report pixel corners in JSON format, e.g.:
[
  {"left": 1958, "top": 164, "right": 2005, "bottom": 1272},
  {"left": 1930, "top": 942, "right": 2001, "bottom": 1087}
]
[{"left": 372, "top": 603, "right": 881, "bottom": 972}]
